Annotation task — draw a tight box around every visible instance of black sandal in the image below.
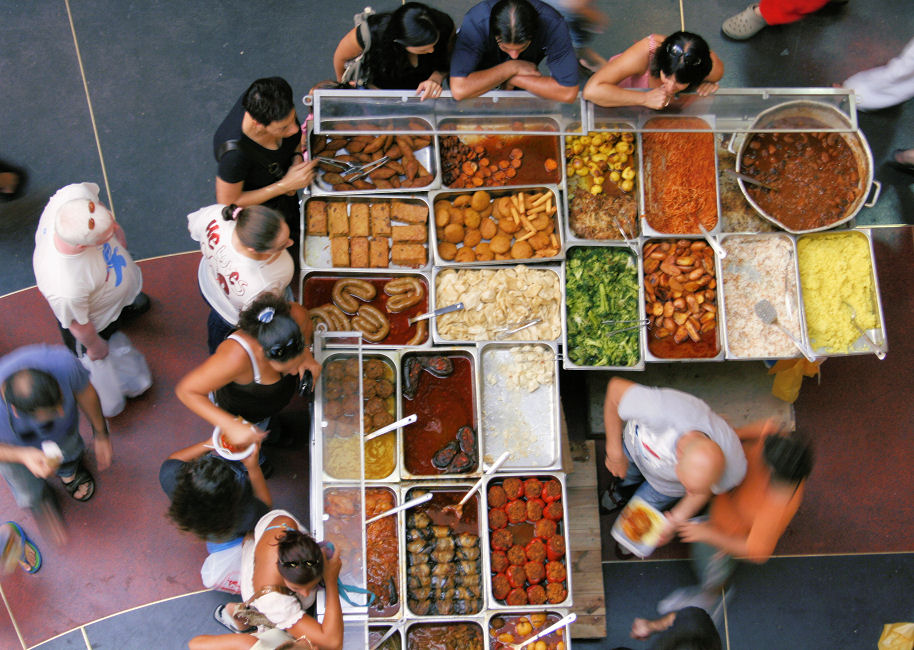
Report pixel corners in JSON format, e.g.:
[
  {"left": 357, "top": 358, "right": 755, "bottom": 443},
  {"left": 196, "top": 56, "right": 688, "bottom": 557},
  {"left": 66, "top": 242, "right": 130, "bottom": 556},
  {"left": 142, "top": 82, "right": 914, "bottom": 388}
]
[{"left": 60, "top": 463, "right": 95, "bottom": 502}]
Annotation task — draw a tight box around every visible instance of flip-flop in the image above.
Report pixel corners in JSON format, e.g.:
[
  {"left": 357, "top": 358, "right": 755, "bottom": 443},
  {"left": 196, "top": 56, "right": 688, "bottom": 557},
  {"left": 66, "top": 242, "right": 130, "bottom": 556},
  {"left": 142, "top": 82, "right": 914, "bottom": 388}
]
[
  {"left": 213, "top": 603, "right": 255, "bottom": 633},
  {"left": 2, "top": 521, "right": 42, "bottom": 574},
  {"left": 60, "top": 463, "right": 95, "bottom": 502}
]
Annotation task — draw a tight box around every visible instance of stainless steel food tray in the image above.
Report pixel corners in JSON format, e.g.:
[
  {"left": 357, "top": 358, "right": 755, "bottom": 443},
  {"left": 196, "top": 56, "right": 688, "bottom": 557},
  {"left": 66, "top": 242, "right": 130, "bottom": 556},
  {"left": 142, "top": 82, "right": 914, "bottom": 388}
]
[
  {"left": 401, "top": 483, "right": 487, "bottom": 618},
  {"left": 428, "top": 185, "right": 565, "bottom": 267},
  {"left": 482, "top": 473, "right": 573, "bottom": 611},
  {"left": 561, "top": 126, "right": 642, "bottom": 246},
  {"left": 639, "top": 115, "right": 722, "bottom": 238},
  {"left": 562, "top": 244, "right": 646, "bottom": 371},
  {"left": 430, "top": 264, "right": 565, "bottom": 345},
  {"left": 302, "top": 194, "right": 433, "bottom": 271},
  {"left": 315, "top": 350, "right": 402, "bottom": 483},
  {"left": 486, "top": 610, "right": 574, "bottom": 649},
  {"left": 403, "top": 616, "right": 489, "bottom": 647},
  {"left": 642, "top": 237, "right": 726, "bottom": 363},
  {"left": 479, "top": 341, "right": 562, "bottom": 471},
  {"left": 308, "top": 119, "right": 441, "bottom": 195},
  {"left": 796, "top": 228, "right": 888, "bottom": 358},
  {"left": 719, "top": 233, "right": 811, "bottom": 361},
  {"left": 437, "top": 116, "right": 564, "bottom": 191},
  {"left": 302, "top": 269, "right": 434, "bottom": 349},
  {"left": 398, "top": 347, "right": 483, "bottom": 481}
]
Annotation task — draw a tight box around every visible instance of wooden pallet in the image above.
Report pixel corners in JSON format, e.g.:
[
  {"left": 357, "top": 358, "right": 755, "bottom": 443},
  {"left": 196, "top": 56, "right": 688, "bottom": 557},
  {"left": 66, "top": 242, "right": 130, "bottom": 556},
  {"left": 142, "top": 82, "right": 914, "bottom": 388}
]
[{"left": 562, "top": 413, "right": 606, "bottom": 639}]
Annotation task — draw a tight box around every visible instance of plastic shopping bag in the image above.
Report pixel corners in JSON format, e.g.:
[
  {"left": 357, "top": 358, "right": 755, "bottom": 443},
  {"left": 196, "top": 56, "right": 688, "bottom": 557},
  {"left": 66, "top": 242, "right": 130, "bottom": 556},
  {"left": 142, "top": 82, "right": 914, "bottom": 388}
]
[
  {"left": 79, "top": 354, "right": 126, "bottom": 418},
  {"left": 107, "top": 331, "right": 152, "bottom": 398},
  {"left": 201, "top": 542, "right": 243, "bottom": 594}
]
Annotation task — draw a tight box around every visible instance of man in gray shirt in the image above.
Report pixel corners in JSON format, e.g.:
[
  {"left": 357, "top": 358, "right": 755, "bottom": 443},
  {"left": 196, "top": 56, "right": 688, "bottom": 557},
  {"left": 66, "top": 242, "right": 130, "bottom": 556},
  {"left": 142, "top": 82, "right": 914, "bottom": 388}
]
[{"left": 602, "top": 377, "right": 747, "bottom": 545}]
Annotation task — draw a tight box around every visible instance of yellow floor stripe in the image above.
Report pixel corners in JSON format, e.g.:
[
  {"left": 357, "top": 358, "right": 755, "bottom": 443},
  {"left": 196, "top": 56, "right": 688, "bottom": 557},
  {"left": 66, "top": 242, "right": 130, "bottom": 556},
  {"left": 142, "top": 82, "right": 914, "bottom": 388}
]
[
  {"left": 0, "top": 583, "right": 27, "bottom": 650},
  {"left": 64, "top": 0, "right": 115, "bottom": 217}
]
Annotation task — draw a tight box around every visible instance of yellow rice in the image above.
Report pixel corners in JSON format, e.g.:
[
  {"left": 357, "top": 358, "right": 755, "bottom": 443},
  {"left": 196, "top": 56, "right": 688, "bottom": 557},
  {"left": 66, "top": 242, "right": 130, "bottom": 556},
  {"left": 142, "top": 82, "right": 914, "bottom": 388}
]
[{"left": 797, "top": 231, "right": 878, "bottom": 353}]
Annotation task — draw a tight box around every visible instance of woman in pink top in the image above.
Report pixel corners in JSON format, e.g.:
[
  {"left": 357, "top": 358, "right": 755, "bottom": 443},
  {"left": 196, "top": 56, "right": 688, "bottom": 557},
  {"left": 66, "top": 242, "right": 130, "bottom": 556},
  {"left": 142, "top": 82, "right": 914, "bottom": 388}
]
[{"left": 583, "top": 32, "right": 723, "bottom": 109}]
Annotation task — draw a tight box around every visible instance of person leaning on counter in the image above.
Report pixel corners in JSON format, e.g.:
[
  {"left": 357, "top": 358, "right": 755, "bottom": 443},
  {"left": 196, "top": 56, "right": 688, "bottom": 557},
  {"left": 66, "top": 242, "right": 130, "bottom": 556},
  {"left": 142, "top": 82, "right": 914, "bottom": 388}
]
[
  {"left": 602, "top": 377, "right": 747, "bottom": 545},
  {"left": 583, "top": 32, "right": 723, "bottom": 110},
  {"left": 449, "top": 0, "right": 580, "bottom": 103}
]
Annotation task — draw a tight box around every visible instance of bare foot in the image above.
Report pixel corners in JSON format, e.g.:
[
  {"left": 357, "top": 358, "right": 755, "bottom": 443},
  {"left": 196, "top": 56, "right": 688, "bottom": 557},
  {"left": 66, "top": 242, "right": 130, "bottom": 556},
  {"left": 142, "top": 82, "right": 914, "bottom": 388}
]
[
  {"left": 631, "top": 617, "right": 652, "bottom": 640},
  {"left": 894, "top": 148, "right": 914, "bottom": 166},
  {"left": 0, "top": 171, "right": 19, "bottom": 195}
]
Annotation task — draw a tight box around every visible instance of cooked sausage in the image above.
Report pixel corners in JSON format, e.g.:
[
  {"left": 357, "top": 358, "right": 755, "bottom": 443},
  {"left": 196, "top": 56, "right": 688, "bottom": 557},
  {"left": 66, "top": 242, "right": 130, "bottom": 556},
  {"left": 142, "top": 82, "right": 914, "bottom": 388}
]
[
  {"left": 352, "top": 305, "right": 390, "bottom": 342},
  {"left": 405, "top": 320, "right": 427, "bottom": 346},
  {"left": 331, "top": 278, "right": 377, "bottom": 314},
  {"left": 384, "top": 276, "right": 425, "bottom": 313}
]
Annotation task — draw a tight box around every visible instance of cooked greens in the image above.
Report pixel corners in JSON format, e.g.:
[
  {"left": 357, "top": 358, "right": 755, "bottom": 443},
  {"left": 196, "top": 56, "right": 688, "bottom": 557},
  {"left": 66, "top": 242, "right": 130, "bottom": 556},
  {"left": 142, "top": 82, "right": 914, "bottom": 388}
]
[{"left": 565, "top": 247, "right": 641, "bottom": 367}]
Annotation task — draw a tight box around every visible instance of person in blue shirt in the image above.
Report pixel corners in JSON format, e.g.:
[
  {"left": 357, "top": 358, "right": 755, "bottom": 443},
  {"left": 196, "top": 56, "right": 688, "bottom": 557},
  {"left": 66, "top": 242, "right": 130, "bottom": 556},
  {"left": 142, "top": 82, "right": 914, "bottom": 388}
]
[
  {"left": 450, "top": 0, "right": 579, "bottom": 103},
  {"left": 0, "top": 345, "right": 112, "bottom": 543}
]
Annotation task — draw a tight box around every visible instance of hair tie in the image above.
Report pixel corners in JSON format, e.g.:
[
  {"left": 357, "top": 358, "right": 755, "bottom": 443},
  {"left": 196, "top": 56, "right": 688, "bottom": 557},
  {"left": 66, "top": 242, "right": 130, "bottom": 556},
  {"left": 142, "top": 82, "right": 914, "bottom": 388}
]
[
  {"left": 231, "top": 206, "right": 243, "bottom": 220},
  {"left": 258, "top": 307, "right": 275, "bottom": 323}
]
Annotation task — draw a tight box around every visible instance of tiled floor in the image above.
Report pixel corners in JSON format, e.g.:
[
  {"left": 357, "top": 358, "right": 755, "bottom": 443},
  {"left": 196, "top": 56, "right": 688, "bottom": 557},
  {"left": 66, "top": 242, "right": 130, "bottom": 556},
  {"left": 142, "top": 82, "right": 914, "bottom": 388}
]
[{"left": 1, "top": 1, "right": 913, "bottom": 649}]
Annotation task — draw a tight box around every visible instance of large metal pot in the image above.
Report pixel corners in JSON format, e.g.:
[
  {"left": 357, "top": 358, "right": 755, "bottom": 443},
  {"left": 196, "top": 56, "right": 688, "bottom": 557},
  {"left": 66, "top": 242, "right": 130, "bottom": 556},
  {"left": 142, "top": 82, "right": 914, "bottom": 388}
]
[{"left": 732, "top": 100, "right": 881, "bottom": 234}]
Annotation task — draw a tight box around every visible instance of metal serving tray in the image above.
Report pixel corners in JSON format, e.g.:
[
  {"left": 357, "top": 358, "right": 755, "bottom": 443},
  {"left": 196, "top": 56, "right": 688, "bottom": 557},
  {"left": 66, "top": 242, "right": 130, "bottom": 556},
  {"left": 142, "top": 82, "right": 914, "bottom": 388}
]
[
  {"left": 437, "top": 116, "right": 564, "bottom": 191},
  {"left": 368, "top": 624, "right": 405, "bottom": 649},
  {"left": 398, "top": 347, "right": 483, "bottom": 481},
  {"left": 303, "top": 194, "right": 433, "bottom": 271},
  {"left": 482, "top": 473, "right": 573, "bottom": 612},
  {"left": 796, "top": 228, "right": 888, "bottom": 358},
  {"left": 562, "top": 244, "right": 646, "bottom": 371},
  {"left": 302, "top": 269, "right": 434, "bottom": 349},
  {"left": 642, "top": 237, "right": 726, "bottom": 363},
  {"left": 719, "top": 233, "right": 810, "bottom": 361},
  {"left": 401, "top": 483, "right": 486, "bottom": 618},
  {"left": 316, "top": 350, "right": 402, "bottom": 483},
  {"left": 561, "top": 125, "right": 642, "bottom": 246},
  {"left": 486, "top": 610, "right": 574, "bottom": 650},
  {"left": 307, "top": 118, "right": 441, "bottom": 195},
  {"left": 430, "top": 264, "right": 565, "bottom": 345},
  {"left": 639, "top": 116, "right": 722, "bottom": 238},
  {"left": 404, "top": 617, "right": 489, "bottom": 648},
  {"left": 428, "top": 185, "right": 565, "bottom": 267},
  {"left": 479, "top": 342, "right": 562, "bottom": 472}
]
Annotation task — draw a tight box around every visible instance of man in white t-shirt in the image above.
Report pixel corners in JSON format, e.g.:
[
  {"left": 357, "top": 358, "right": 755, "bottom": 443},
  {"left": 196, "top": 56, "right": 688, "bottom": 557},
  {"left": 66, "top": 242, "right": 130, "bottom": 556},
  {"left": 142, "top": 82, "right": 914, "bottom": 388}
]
[
  {"left": 602, "top": 377, "right": 747, "bottom": 544},
  {"left": 33, "top": 182, "right": 148, "bottom": 361}
]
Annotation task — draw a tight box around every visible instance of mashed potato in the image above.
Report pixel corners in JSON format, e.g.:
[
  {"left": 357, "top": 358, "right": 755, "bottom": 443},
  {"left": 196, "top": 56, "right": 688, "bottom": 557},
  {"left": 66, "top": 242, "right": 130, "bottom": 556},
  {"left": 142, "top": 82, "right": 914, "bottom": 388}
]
[{"left": 797, "top": 231, "right": 878, "bottom": 353}]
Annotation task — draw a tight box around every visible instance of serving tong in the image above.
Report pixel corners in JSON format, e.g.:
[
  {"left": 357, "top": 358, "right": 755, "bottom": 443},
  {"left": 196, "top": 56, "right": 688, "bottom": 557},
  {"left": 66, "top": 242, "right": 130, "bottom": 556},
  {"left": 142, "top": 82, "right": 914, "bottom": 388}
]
[
  {"left": 317, "top": 155, "right": 390, "bottom": 181},
  {"left": 841, "top": 301, "right": 886, "bottom": 360},
  {"left": 494, "top": 318, "right": 542, "bottom": 340},
  {"left": 601, "top": 318, "right": 650, "bottom": 337},
  {"left": 611, "top": 216, "right": 639, "bottom": 254},
  {"left": 408, "top": 302, "right": 464, "bottom": 326}
]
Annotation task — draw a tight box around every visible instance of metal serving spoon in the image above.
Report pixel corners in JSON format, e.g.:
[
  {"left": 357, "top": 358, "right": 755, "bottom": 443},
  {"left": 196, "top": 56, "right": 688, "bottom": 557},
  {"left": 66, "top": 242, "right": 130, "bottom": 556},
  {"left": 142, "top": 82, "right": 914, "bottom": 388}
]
[{"left": 754, "top": 299, "right": 816, "bottom": 362}]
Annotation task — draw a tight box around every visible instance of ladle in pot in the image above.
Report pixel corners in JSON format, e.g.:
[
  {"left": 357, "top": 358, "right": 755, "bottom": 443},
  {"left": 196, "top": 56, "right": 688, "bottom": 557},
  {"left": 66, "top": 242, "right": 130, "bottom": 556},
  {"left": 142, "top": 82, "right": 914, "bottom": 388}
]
[{"left": 754, "top": 299, "right": 816, "bottom": 362}]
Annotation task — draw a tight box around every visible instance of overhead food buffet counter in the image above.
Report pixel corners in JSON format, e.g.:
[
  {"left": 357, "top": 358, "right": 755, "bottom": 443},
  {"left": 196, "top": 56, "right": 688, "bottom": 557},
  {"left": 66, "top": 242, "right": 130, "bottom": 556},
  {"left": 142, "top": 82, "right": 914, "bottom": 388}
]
[{"left": 302, "top": 88, "right": 887, "bottom": 649}]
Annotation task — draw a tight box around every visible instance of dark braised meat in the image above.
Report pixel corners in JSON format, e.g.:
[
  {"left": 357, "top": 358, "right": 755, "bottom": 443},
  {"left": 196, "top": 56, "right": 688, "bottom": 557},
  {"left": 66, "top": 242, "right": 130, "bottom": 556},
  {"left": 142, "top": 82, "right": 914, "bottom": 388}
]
[
  {"left": 421, "top": 355, "right": 454, "bottom": 378},
  {"left": 431, "top": 440, "right": 459, "bottom": 470},
  {"left": 402, "top": 356, "right": 423, "bottom": 400},
  {"left": 457, "top": 425, "right": 477, "bottom": 456},
  {"left": 447, "top": 451, "right": 473, "bottom": 474}
]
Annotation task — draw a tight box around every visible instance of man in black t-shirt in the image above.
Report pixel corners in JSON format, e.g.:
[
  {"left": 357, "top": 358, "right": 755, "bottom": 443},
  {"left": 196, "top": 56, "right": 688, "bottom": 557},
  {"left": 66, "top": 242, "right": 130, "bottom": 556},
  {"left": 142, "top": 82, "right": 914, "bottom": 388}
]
[{"left": 213, "top": 77, "right": 316, "bottom": 265}]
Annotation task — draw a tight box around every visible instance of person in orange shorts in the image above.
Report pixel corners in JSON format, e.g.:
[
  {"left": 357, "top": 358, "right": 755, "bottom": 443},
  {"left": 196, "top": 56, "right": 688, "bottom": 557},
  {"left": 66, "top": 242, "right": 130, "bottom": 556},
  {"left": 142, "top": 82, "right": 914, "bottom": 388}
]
[{"left": 657, "top": 420, "right": 814, "bottom": 618}]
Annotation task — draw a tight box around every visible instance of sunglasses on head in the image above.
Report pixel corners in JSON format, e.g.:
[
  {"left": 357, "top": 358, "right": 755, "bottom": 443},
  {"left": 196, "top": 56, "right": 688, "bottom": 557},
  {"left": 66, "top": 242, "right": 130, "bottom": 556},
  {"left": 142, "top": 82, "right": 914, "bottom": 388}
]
[
  {"left": 281, "top": 559, "right": 318, "bottom": 569},
  {"left": 666, "top": 42, "right": 702, "bottom": 67},
  {"left": 266, "top": 337, "right": 304, "bottom": 361}
]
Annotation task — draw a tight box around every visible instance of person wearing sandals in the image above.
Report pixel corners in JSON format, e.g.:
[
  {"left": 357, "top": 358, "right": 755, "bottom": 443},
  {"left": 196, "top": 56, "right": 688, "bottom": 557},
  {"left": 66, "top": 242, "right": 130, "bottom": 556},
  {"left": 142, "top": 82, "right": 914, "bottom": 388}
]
[
  {"left": 188, "top": 203, "right": 295, "bottom": 354},
  {"left": 0, "top": 345, "right": 112, "bottom": 542},
  {"left": 189, "top": 510, "right": 344, "bottom": 650},
  {"left": 1, "top": 521, "right": 42, "bottom": 575},
  {"left": 583, "top": 32, "right": 723, "bottom": 109},
  {"left": 175, "top": 293, "right": 321, "bottom": 453}
]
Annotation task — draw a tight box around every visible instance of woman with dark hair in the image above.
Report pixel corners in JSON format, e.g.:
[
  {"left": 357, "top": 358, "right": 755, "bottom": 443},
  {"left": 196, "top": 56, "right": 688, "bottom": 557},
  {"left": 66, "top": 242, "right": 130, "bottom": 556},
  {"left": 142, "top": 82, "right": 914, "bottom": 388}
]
[
  {"left": 450, "top": 0, "right": 579, "bottom": 102},
  {"left": 190, "top": 510, "right": 343, "bottom": 650},
  {"left": 189, "top": 203, "right": 295, "bottom": 353},
  {"left": 333, "top": 3, "right": 455, "bottom": 100},
  {"left": 159, "top": 437, "right": 270, "bottom": 544},
  {"left": 583, "top": 32, "right": 724, "bottom": 109},
  {"left": 175, "top": 293, "right": 321, "bottom": 450}
]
